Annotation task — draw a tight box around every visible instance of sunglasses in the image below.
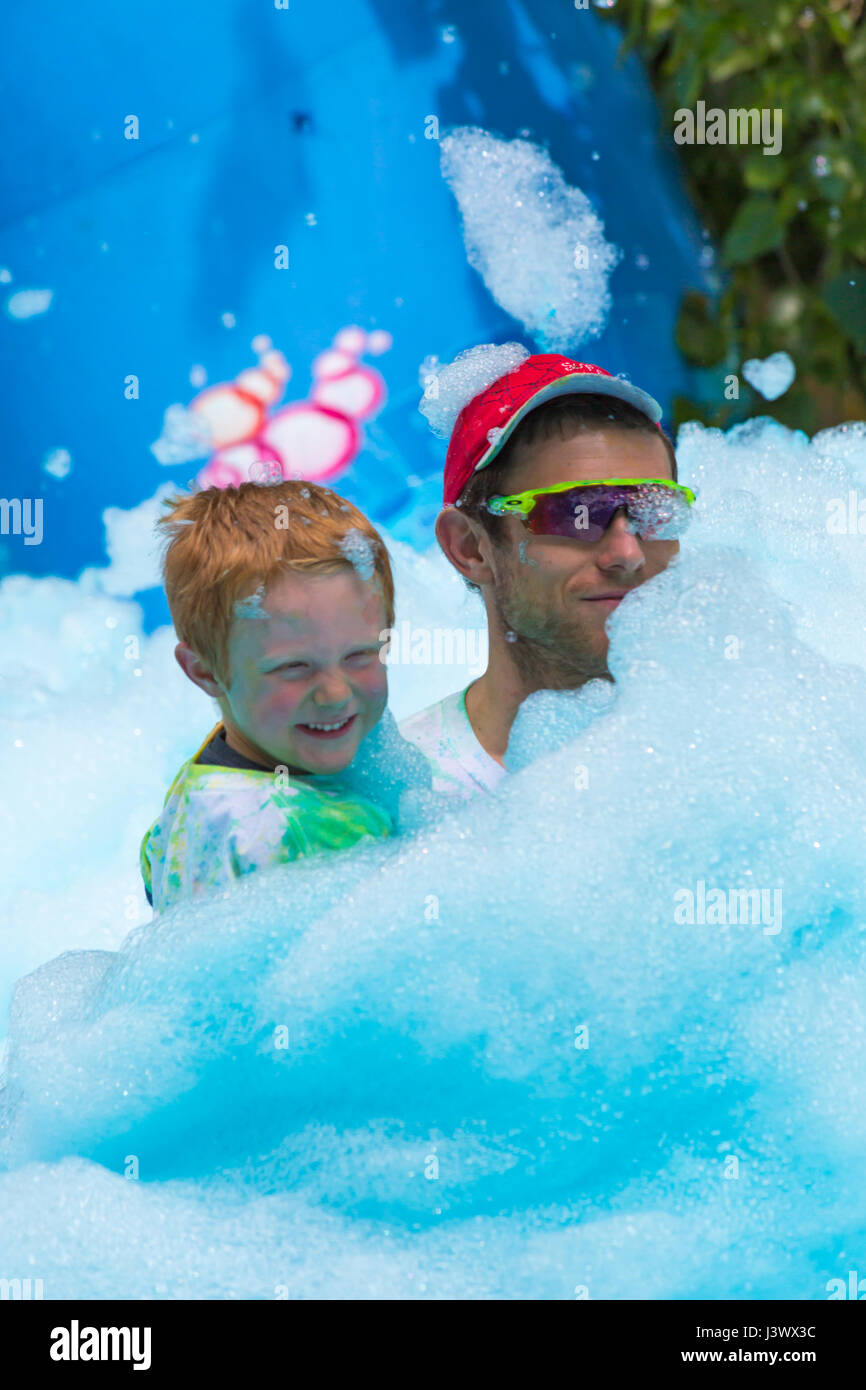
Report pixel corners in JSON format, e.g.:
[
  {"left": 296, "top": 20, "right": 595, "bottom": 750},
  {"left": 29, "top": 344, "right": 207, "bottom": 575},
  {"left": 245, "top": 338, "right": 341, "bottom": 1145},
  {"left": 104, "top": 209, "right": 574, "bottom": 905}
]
[{"left": 486, "top": 477, "right": 696, "bottom": 543}]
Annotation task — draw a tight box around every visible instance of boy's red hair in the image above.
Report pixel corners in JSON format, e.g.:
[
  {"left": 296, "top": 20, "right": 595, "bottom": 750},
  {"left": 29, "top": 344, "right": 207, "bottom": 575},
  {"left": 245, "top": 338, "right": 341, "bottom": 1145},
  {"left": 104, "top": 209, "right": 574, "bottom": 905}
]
[{"left": 157, "top": 480, "right": 394, "bottom": 681}]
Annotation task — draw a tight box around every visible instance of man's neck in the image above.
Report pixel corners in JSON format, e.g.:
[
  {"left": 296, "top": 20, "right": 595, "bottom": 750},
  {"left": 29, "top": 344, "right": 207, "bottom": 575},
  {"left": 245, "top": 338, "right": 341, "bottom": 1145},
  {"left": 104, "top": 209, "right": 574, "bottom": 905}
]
[
  {"left": 463, "top": 652, "right": 533, "bottom": 765},
  {"left": 464, "top": 639, "right": 604, "bottom": 765}
]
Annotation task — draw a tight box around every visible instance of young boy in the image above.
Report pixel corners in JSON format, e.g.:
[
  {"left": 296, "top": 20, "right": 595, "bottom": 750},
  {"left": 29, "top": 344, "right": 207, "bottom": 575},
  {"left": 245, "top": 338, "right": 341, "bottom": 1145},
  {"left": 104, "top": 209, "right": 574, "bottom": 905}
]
[{"left": 141, "top": 479, "right": 396, "bottom": 915}]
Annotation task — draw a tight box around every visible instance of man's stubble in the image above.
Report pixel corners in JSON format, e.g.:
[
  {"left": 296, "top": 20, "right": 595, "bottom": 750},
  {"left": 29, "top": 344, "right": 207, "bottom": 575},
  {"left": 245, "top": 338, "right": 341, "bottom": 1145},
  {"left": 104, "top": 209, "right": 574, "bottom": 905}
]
[{"left": 491, "top": 562, "right": 613, "bottom": 692}]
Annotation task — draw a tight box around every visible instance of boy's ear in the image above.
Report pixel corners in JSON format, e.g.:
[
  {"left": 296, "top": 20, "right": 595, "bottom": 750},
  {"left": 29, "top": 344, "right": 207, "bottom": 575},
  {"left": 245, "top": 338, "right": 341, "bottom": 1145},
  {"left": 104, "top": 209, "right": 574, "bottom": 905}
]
[{"left": 174, "top": 642, "right": 223, "bottom": 699}]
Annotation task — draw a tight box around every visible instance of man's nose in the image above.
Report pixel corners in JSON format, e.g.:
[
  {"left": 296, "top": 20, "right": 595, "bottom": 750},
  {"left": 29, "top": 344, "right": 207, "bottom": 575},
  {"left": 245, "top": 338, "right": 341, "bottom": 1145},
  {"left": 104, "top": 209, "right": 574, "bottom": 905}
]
[{"left": 595, "top": 510, "right": 646, "bottom": 572}]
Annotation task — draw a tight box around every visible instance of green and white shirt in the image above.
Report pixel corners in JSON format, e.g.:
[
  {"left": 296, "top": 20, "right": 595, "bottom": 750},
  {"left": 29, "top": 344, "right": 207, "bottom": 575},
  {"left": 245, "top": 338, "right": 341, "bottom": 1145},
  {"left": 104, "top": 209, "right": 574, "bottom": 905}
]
[
  {"left": 140, "top": 724, "right": 392, "bottom": 915},
  {"left": 398, "top": 686, "right": 507, "bottom": 802}
]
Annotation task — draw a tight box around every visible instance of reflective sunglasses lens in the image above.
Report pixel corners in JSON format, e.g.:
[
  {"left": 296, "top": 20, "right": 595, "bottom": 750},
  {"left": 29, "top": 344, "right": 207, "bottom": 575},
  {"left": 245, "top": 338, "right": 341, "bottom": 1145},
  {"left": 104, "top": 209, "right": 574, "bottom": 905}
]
[
  {"left": 527, "top": 484, "right": 691, "bottom": 541},
  {"left": 623, "top": 484, "right": 692, "bottom": 540},
  {"left": 526, "top": 487, "right": 627, "bottom": 541}
]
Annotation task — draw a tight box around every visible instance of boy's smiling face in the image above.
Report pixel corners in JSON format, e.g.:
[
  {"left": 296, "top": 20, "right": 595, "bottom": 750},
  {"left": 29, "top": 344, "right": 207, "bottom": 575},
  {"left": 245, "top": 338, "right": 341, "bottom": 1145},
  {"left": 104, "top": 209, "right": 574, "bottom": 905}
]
[{"left": 215, "top": 566, "right": 388, "bottom": 775}]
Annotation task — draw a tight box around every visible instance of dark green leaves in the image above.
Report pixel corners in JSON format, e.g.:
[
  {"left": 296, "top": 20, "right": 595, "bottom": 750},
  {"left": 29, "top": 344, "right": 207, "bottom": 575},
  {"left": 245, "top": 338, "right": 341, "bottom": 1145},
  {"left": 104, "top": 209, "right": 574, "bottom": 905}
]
[{"left": 722, "top": 196, "right": 785, "bottom": 266}]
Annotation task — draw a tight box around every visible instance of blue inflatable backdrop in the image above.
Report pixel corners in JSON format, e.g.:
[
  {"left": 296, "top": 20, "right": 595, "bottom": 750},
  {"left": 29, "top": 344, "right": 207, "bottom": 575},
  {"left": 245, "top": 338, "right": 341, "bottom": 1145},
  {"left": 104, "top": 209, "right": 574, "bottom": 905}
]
[{"left": 1, "top": 0, "right": 711, "bottom": 629}]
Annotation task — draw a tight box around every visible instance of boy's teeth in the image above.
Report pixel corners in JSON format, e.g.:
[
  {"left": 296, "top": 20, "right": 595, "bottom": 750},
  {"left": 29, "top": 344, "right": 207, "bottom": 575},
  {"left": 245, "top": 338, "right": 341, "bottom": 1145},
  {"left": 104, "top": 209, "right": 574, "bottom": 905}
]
[{"left": 305, "top": 718, "right": 350, "bottom": 731}]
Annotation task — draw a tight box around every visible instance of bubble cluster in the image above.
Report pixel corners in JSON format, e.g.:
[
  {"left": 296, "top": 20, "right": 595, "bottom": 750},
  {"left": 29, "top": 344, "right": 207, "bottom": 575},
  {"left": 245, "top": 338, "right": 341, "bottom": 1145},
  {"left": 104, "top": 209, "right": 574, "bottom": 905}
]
[
  {"left": 418, "top": 342, "right": 529, "bottom": 438},
  {"left": 623, "top": 484, "right": 693, "bottom": 541},
  {"left": 151, "top": 404, "right": 212, "bottom": 466},
  {"left": 742, "top": 351, "right": 796, "bottom": 402},
  {"left": 337, "top": 528, "right": 377, "bottom": 581},
  {"left": 440, "top": 127, "right": 621, "bottom": 351},
  {"left": 233, "top": 584, "right": 269, "bottom": 621},
  {"left": 5, "top": 288, "right": 53, "bottom": 320},
  {"left": 2, "top": 416, "right": 866, "bottom": 1299}
]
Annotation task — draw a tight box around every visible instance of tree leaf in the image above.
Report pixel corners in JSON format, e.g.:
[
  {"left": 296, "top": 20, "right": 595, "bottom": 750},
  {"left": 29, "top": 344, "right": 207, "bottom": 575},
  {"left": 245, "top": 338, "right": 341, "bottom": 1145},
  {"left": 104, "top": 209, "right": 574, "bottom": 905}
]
[
  {"left": 722, "top": 195, "right": 785, "bottom": 265},
  {"left": 675, "top": 291, "right": 728, "bottom": 366},
  {"left": 743, "top": 153, "right": 788, "bottom": 191},
  {"left": 710, "top": 45, "right": 767, "bottom": 81},
  {"left": 822, "top": 269, "right": 866, "bottom": 352}
]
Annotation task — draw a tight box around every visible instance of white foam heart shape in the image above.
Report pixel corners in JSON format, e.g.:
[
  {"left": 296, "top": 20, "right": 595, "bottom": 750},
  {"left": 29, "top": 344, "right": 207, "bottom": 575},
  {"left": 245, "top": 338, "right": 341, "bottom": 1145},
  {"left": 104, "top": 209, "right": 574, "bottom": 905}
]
[{"left": 742, "top": 351, "right": 796, "bottom": 401}]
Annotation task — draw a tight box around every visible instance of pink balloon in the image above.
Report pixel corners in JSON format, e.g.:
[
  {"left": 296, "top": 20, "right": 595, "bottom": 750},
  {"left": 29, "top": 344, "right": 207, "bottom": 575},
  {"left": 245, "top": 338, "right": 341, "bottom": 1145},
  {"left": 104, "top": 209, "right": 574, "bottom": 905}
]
[
  {"left": 311, "top": 366, "right": 384, "bottom": 420},
  {"left": 312, "top": 348, "right": 357, "bottom": 381},
  {"left": 334, "top": 325, "right": 367, "bottom": 354},
  {"left": 260, "top": 403, "right": 359, "bottom": 482},
  {"left": 190, "top": 385, "right": 265, "bottom": 449},
  {"left": 366, "top": 330, "right": 392, "bottom": 355},
  {"left": 187, "top": 327, "right": 390, "bottom": 491},
  {"left": 197, "top": 441, "right": 281, "bottom": 490},
  {"left": 235, "top": 366, "right": 284, "bottom": 406},
  {"left": 259, "top": 349, "right": 291, "bottom": 383}
]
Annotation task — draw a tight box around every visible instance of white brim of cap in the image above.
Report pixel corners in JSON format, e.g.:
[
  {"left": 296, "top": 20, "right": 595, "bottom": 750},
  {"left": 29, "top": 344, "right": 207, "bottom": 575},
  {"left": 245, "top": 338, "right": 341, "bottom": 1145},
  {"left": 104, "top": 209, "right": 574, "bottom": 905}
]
[{"left": 475, "top": 372, "right": 664, "bottom": 474}]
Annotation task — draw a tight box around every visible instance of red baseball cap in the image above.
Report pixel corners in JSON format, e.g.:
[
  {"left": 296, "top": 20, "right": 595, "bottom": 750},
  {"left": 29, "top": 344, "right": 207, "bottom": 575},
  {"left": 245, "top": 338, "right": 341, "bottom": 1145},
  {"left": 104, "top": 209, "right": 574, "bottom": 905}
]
[{"left": 442, "top": 353, "right": 664, "bottom": 506}]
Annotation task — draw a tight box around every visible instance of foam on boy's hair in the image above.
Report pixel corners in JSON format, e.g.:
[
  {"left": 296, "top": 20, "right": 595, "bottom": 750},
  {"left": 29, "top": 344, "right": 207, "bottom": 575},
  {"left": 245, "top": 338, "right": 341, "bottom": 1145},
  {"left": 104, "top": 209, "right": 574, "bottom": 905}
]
[
  {"left": 157, "top": 480, "right": 394, "bottom": 682},
  {"left": 232, "top": 583, "right": 268, "bottom": 622}
]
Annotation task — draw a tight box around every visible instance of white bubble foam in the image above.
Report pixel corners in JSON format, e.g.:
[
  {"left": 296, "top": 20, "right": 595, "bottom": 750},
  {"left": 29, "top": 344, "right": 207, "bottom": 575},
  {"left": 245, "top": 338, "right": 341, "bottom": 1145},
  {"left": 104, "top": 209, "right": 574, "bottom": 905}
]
[
  {"left": 335, "top": 528, "right": 376, "bottom": 582},
  {"left": 79, "top": 484, "right": 179, "bottom": 598},
  {"left": 42, "top": 448, "right": 73, "bottom": 479},
  {"left": 440, "top": 127, "right": 620, "bottom": 351},
  {"left": 233, "top": 584, "right": 268, "bottom": 621},
  {"left": 742, "top": 351, "right": 796, "bottom": 401},
  {"left": 2, "top": 416, "right": 866, "bottom": 1298},
  {"left": 5, "top": 288, "right": 53, "bottom": 319},
  {"left": 418, "top": 342, "right": 529, "bottom": 438},
  {"left": 151, "top": 403, "right": 212, "bottom": 465}
]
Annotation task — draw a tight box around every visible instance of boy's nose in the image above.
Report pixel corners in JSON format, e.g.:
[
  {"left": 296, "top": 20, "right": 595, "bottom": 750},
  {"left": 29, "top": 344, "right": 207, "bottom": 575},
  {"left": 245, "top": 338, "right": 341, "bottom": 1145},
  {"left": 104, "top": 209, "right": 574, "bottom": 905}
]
[{"left": 312, "top": 671, "right": 352, "bottom": 707}]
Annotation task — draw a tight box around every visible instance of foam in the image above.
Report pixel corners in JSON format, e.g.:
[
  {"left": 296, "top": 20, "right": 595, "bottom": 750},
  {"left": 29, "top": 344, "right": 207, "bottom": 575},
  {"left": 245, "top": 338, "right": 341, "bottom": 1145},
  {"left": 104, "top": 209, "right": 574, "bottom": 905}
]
[
  {"left": 233, "top": 584, "right": 268, "bottom": 621},
  {"left": 42, "top": 448, "right": 73, "bottom": 480},
  {"left": 440, "top": 128, "right": 620, "bottom": 351},
  {"left": 418, "top": 343, "right": 529, "bottom": 439},
  {"left": 2, "top": 417, "right": 866, "bottom": 1299},
  {"left": 5, "top": 288, "right": 53, "bottom": 320},
  {"left": 337, "top": 528, "right": 377, "bottom": 581},
  {"left": 742, "top": 351, "right": 796, "bottom": 401},
  {"left": 151, "top": 404, "right": 212, "bottom": 465}
]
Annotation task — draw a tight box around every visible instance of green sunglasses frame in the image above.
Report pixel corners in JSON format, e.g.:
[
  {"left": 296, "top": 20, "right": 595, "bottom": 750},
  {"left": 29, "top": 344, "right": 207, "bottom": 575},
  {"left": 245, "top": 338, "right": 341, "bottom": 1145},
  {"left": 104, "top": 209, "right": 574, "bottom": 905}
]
[{"left": 486, "top": 477, "right": 697, "bottom": 517}]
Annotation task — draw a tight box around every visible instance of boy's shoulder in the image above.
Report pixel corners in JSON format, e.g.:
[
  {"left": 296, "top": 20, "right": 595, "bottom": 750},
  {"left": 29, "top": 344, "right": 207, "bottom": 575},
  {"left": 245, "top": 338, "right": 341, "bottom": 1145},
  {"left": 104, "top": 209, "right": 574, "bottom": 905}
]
[
  {"left": 161, "top": 750, "right": 392, "bottom": 841},
  {"left": 141, "top": 731, "right": 394, "bottom": 913}
]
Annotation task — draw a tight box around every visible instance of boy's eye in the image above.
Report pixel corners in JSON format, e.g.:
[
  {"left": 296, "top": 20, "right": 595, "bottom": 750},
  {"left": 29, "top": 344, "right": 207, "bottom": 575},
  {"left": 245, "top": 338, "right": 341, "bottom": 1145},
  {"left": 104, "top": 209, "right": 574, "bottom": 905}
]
[
  {"left": 269, "top": 650, "right": 378, "bottom": 676},
  {"left": 272, "top": 662, "right": 310, "bottom": 677}
]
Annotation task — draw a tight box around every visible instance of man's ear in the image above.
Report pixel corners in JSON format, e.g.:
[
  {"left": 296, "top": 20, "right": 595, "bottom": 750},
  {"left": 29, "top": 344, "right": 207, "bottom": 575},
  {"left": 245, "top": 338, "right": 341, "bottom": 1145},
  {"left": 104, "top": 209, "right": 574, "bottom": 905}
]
[
  {"left": 174, "top": 642, "right": 223, "bottom": 700},
  {"left": 435, "top": 507, "right": 497, "bottom": 587}
]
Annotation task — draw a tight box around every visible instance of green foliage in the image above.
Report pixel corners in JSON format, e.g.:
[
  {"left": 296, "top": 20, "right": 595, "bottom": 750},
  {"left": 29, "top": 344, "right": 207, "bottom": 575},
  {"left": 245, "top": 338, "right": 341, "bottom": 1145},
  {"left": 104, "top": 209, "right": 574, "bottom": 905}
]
[
  {"left": 675, "top": 290, "right": 727, "bottom": 364},
  {"left": 722, "top": 195, "right": 785, "bottom": 265},
  {"left": 604, "top": 0, "right": 866, "bottom": 432}
]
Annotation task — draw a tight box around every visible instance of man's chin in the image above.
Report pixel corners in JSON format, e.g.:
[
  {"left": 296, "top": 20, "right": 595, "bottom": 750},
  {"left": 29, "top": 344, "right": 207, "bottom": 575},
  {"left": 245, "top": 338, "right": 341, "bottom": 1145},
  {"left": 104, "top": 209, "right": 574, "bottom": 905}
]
[
  {"left": 492, "top": 582, "right": 614, "bottom": 686},
  {"left": 511, "top": 633, "right": 610, "bottom": 688}
]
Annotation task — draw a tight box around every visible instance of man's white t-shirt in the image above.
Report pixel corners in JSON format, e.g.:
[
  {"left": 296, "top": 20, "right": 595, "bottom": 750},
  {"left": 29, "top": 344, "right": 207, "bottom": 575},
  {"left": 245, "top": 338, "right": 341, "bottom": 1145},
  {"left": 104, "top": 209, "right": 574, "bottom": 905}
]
[{"left": 398, "top": 685, "right": 507, "bottom": 802}]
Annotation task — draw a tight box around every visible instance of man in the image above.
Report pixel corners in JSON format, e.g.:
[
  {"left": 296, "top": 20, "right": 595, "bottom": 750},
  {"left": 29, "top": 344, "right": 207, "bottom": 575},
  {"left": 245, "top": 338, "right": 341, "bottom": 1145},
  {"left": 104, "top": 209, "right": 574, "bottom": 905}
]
[{"left": 399, "top": 351, "right": 694, "bottom": 799}]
